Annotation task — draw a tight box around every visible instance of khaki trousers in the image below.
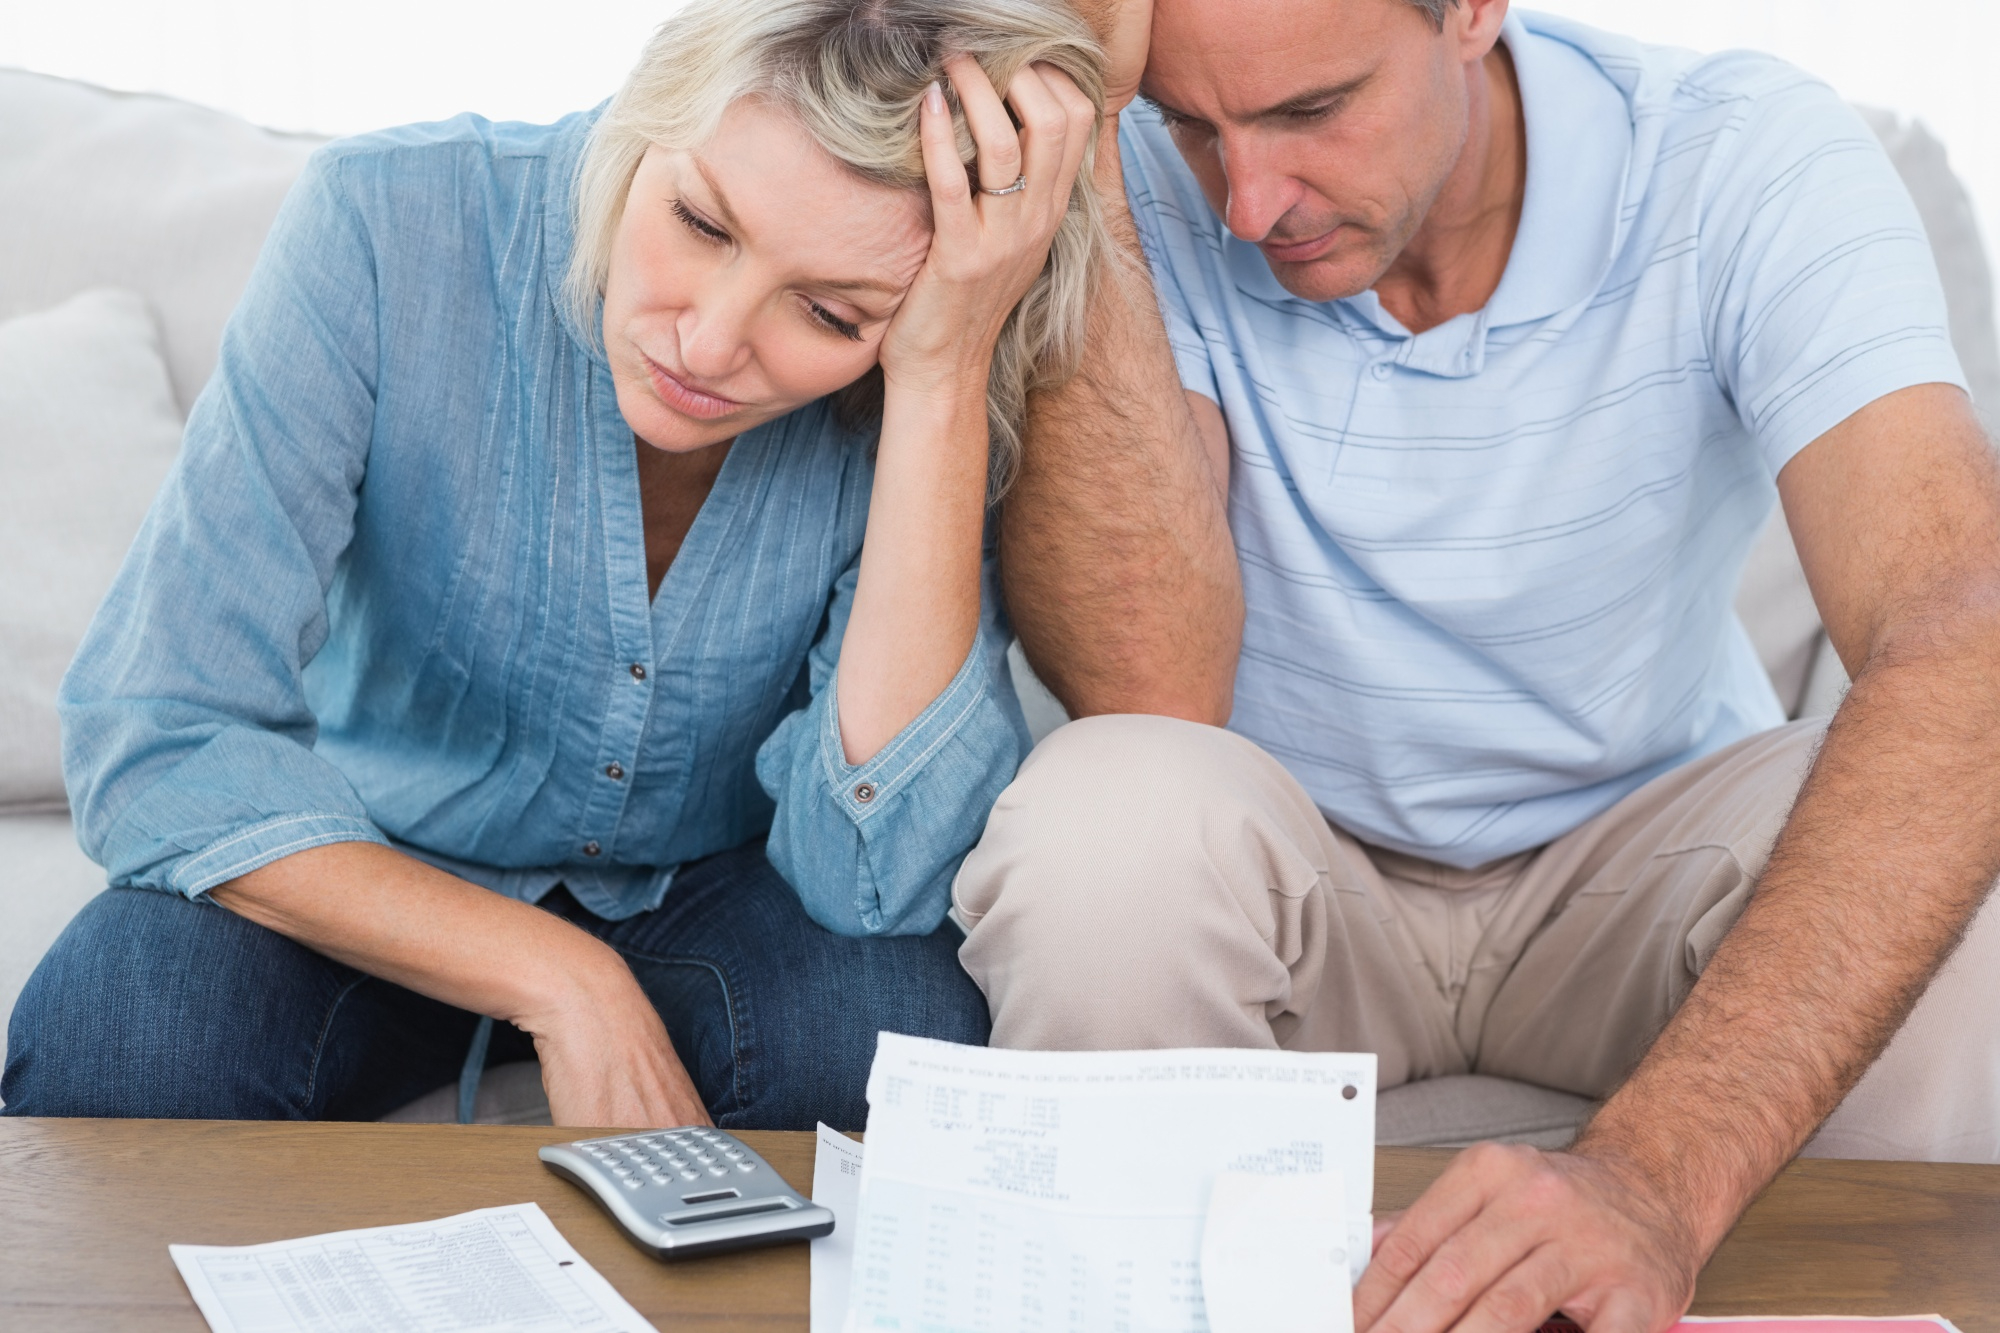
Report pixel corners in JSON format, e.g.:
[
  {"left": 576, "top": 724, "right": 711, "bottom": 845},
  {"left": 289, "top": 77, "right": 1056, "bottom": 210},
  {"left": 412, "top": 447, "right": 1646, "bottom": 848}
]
[{"left": 953, "top": 716, "right": 2000, "bottom": 1162}]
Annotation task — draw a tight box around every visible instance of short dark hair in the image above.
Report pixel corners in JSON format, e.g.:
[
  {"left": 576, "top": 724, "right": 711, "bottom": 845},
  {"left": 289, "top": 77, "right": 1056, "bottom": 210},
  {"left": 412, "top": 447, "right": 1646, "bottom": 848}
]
[{"left": 1404, "top": 0, "right": 1460, "bottom": 29}]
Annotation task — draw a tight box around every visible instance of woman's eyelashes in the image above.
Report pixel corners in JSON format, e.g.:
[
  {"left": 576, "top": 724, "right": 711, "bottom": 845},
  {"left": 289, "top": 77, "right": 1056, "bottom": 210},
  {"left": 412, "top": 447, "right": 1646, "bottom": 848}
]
[
  {"left": 671, "top": 196, "right": 863, "bottom": 343},
  {"left": 671, "top": 198, "right": 729, "bottom": 243},
  {"left": 805, "top": 301, "right": 864, "bottom": 342}
]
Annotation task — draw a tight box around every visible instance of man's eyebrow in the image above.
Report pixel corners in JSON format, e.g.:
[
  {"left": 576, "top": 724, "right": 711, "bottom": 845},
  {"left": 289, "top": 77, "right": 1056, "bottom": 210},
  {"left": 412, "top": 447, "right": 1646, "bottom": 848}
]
[{"left": 1149, "top": 74, "right": 1373, "bottom": 128}]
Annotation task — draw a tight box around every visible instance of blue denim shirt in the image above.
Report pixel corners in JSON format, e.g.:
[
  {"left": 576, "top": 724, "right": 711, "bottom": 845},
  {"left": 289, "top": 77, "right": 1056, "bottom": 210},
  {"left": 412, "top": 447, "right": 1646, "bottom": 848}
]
[{"left": 57, "top": 110, "right": 1029, "bottom": 936}]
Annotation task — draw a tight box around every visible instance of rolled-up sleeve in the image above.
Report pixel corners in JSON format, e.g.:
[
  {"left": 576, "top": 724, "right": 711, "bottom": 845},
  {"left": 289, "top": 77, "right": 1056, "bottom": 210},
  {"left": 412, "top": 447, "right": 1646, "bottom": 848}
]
[
  {"left": 755, "top": 550, "right": 1029, "bottom": 937},
  {"left": 58, "top": 147, "right": 391, "bottom": 898}
]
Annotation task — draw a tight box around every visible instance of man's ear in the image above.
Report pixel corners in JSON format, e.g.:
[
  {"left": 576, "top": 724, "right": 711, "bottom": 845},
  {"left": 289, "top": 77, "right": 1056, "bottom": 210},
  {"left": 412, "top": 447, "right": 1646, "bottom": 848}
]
[{"left": 1449, "top": 0, "right": 1510, "bottom": 63}]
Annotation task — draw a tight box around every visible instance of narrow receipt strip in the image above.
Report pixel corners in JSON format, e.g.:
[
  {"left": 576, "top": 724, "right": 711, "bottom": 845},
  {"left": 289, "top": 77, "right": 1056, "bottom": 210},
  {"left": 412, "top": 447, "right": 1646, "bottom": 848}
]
[
  {"left": 171, "top": 1201, "right": 657, "bottom": 1333},
  {"left": 810, "top": 1122, "right": 867, "bottom": 1333},
  {"left": 1201, "top": 1170, "right": 1355, "bottom": 1333}
]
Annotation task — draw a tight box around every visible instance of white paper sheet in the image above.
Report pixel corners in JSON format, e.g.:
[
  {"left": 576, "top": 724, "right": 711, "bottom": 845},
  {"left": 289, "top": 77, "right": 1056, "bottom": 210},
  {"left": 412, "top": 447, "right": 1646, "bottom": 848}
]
[
  {"left": 812, "top": 1122, "right": 867, "bottom": 1333},
  {"left": 1200, "top": 1171, "right": 1354, "bottom": 1333},
  {"left": 844, "top": 1035, "right": 1376, "bottom": 1333},
  {"left": 170, "top": 1202, "right": 657, "bottom": 1333}
]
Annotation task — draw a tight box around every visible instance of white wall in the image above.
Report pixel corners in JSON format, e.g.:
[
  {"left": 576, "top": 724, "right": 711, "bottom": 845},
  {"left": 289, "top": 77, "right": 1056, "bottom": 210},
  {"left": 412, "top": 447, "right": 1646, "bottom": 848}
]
[
  {"left": 1, "top": 0, "right": 1993, "bottom": 258},
  {"left": 0, "top": 1, "right": 675, "bottom": 136},
  {"left": 1532, "top": 0, "right": 1998, "bottom": 262}
]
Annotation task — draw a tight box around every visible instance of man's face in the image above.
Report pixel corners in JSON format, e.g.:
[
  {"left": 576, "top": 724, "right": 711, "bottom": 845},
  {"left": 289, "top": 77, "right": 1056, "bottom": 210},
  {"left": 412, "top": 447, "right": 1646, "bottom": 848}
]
[{"left": 1144, "top": 0, "right": 1477, "bottom": 302}]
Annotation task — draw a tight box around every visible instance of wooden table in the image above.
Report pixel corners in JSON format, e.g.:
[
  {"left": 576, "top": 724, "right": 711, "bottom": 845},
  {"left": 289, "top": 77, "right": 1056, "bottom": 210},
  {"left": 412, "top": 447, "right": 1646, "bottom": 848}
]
[{"left": 2, "top": 1119, "right": 1996, "bottom": 1331}]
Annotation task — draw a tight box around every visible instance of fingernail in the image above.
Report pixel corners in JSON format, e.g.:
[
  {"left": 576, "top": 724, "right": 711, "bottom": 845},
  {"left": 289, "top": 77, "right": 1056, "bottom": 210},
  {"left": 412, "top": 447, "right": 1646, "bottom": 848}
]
[{"left": 925, "top": 81, "right": 945, "bottom": 114}]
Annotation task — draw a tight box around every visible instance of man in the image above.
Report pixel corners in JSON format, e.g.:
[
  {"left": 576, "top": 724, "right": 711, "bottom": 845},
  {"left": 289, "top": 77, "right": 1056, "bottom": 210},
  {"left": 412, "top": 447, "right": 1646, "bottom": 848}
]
[{"left": 975, "top": 1, "right": 2000, "bottom": 1331}]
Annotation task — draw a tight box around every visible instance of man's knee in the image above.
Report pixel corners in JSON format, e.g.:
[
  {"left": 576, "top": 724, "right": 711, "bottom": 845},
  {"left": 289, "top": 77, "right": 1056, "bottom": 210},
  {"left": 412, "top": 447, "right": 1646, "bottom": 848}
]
[
  {"left": 955, "top": 715, "right": 1328, "bottom": 933},
  {"left": 3, "top": 888, "right": 326, "bottom": 1118},
  {"left": 954, "top": 716, "right": 1334, "bottom": 1047}
]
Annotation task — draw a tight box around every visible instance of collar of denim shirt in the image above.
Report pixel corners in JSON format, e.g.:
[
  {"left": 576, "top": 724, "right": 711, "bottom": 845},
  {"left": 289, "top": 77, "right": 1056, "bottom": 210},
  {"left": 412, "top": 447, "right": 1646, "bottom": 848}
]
[{"left": 545, "top": 101, "right": 615, "bottom": 368}]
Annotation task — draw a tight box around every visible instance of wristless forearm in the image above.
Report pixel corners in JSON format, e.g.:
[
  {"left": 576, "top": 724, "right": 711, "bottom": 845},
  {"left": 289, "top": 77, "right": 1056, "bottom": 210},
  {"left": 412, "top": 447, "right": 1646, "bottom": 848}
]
[
  {"left": 836, "top": 377, "right": 992, "bottom": 764},
  {"left": 214, "top": 841, "right": 636, "bottom": 1036},
  {"left": 1577, "top": 631, "right": 2000, "bottom": 1254},
  {"left": 1002, "top": 119, "right": 1243, "bottom": 722}
]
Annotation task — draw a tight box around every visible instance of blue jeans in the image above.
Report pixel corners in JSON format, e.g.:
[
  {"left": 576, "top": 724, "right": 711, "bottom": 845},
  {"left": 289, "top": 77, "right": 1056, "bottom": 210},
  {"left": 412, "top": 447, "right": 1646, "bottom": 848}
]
[{"left": 2, "top": 842, "right": 988, "bottom": 1129}]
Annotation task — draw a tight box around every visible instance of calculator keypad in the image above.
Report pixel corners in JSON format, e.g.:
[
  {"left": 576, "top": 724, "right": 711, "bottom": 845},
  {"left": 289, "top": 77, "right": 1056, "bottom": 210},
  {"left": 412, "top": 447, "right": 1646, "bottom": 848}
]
[{"left": 575, "top": 1130, "right": 767, "bottom": 1195}]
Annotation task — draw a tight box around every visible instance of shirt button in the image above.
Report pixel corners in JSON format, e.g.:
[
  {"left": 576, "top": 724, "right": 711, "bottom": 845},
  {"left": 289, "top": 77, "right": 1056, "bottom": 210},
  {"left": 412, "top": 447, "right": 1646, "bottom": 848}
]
[
  {"left": 582, "top": 841, "right": 602, "bottom": 857},
  {"left": 853, "top": 782, "right": 877, "bottom": 803},
  {"left": 1371, "top": 362, "right": 1393, "bottom": 380},
  {"left": 605, "top": 763, "right": 625, "bottom": 781},
  {"left": 628, "top": 663, "right": 647, "bottom": 681}
]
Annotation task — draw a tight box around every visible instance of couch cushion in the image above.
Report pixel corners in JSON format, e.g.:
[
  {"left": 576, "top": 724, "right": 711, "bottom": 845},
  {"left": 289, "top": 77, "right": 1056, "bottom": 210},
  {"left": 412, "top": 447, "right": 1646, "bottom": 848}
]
[
  {"left": 1377, "top": 1074, "right": 1594, "bottom": 1150},
  {"left": 382, "top": 1060, "right": 556, "bottom": 1126},
  {"left": 1859, "top": 107, "right": 2000, "bottom": 425},
  {"left": 0, "top": 70, "right": 319, "bottom": 414},
  {"left": 0, "top": 289, "right": 184, "bottom": 810},
  {"left": 378, "top": 1060, "right": 1601, "bottom": 1146},
  {"left": 0, "top": 813, "right": 109, "bottom": 1089}
]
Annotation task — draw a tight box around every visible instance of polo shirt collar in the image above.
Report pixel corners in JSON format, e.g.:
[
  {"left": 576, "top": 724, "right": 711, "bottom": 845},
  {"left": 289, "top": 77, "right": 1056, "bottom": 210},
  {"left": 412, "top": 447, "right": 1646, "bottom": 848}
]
[{"left": 1485, "top": 11, "right": 1634, "bottom": 329}]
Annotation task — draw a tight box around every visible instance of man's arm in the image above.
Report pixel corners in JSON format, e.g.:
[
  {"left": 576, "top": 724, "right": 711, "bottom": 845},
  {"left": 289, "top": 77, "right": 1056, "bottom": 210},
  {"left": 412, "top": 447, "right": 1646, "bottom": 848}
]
[
  {"left": 1355, "top": 383, "right": 2000, "bottom": 1333},
  {"left": 999, "top": 1, "right": 1242, "bottom": 725}
]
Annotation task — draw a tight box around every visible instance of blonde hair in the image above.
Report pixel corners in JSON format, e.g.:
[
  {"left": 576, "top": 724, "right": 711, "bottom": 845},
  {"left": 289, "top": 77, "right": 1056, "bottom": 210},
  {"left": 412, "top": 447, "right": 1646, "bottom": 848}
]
[{"left": 568, "top": 0, "right": 1110, "bottom": 500}]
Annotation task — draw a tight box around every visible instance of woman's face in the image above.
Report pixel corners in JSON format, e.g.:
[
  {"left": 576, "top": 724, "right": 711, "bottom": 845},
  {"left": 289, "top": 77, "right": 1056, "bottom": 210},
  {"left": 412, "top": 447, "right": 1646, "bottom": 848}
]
[{"left": 603, "top": 98, "right": 934, "bottom": 452}]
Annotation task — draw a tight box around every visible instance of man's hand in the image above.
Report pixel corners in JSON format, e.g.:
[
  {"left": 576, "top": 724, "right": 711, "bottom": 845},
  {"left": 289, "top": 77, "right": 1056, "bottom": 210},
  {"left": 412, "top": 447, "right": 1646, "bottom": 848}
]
[{"left": 1357, "top": 1144, "right": 1699, "bottom": 1333}]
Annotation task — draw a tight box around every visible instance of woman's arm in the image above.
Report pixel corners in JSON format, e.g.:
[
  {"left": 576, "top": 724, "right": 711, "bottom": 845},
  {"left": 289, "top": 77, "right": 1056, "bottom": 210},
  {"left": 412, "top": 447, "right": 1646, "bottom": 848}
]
[
  {"left": 215, "top": 843, "right": 708, "bottom": 1127},
  {"left": 833, "top": 58, "right": 1098, "bottom": 762}
]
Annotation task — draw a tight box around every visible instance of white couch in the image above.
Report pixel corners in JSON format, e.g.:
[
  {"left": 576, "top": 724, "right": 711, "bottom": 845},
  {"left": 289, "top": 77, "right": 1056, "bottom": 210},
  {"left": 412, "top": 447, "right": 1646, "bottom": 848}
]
[{"left": 4, "top": 68, "right": 1996, "bottom": 1138}]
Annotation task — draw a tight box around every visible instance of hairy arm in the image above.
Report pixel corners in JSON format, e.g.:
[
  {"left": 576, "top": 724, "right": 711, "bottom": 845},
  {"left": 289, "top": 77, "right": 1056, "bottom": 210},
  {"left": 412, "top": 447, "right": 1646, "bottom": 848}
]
[
  {"left": 999, "top": 2, "right": 1241, "bottom": 725},
  {"left": 214, "top": 842, "right": 707, "bottom": 1127},
  {"left": 1580, "top": 381, "right": 2000, "bottom": 1245},
  {"left": 1355, "top": 384, "right": 2000, "bottom": 1333}
]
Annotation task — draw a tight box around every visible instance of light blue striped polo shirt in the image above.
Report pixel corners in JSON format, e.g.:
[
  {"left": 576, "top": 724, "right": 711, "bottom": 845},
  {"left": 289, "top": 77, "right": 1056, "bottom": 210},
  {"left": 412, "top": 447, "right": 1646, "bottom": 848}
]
[{"left": 1122, "top": 10, "right": 1967, "bottom": 867}]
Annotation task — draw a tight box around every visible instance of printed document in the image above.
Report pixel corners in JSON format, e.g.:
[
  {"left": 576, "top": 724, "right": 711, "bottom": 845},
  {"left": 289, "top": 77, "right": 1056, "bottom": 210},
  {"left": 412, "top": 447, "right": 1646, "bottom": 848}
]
[
  {"left": 812, "top": 1122, "right": 867, "bottom": 1333},
  {"left": 171, "top": 1202, "right": 656, "bottom": 1333},
  {"left": 844, "top": 1034, "right": 1376, "bottom": 1333}
]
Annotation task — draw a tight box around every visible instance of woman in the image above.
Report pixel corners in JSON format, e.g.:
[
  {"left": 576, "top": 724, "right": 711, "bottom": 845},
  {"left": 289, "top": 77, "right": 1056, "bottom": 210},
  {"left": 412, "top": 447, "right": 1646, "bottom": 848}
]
[{"left": 3, "top": 0, "right": 1107, "bottom": 1130}]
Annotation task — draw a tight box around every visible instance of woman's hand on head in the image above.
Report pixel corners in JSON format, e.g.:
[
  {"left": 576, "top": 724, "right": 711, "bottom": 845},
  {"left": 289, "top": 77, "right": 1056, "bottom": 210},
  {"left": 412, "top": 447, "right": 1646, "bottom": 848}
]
[{"left": 876, "top": 56, "right": 1096, "bottom": 404}]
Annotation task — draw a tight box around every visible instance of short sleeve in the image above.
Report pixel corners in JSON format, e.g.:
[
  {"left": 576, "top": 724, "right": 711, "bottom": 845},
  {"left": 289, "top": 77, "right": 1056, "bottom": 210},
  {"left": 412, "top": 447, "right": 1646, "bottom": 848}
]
[
  {"left": 1119, "top": 107, "right": 1224, "bottom": 405},
  {"left": 1699, "top": 73, "right": 1967, "bottom": 476}
]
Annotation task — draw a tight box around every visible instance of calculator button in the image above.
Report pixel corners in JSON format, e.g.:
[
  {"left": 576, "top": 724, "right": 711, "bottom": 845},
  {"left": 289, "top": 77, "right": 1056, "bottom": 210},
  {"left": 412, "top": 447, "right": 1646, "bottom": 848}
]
[
  {"left": 679, "top": 1169, "right": 700, "bottom": 1181},
  {"left": 722, "top": 1146, "right": 744, "bottom": 1159},
  {"left": 708, "top": 1165, "right": 729, "bottom": 1177},
  {"left": 734, "top": 1160, "right": 757, "bottom": 1173},
  {"left": 622, "top": 1178, "right": 643, "bottom": 1191}
]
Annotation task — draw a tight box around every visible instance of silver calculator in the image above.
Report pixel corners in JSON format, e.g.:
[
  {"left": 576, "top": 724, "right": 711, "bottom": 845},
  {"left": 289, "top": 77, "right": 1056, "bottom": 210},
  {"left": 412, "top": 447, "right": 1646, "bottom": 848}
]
[{"left": 539, "top": 1127, "right": 834, "bottom": 1260}]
